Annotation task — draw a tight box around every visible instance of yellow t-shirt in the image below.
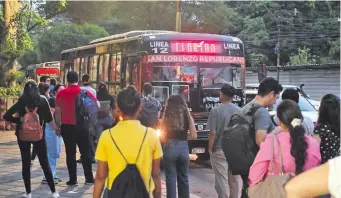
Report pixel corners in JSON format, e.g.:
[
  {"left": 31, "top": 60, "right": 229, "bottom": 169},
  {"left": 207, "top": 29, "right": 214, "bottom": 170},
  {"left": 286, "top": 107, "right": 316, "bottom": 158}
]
[{"left": 95, "top": 120, "right": 163, "bottom": 193}]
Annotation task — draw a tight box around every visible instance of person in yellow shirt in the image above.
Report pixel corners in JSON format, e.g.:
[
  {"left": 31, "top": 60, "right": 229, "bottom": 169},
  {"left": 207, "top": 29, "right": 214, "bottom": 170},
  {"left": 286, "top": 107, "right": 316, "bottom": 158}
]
[{"left": 93, "top": 86, "right": 163, "bottom": 198}]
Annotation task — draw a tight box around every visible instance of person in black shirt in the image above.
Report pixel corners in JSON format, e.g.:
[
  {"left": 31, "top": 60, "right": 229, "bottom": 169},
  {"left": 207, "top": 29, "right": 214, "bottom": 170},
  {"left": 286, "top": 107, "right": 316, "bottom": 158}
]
[
  {"left": 313, "top": 94, "right": 340, "bottom": 164},
  {"left": 161, "top": 95, "right": 197, "bottom": 198},
  {"left": 95, "top": 82, "right": 115, "bottom": 141},
  {"left": 3, "top": 81, "right": 60, "bottom": 198}
]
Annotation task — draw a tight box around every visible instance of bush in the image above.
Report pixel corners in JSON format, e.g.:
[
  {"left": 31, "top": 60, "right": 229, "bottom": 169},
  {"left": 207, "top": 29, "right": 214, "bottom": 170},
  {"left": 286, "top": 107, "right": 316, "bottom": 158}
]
[{"left": 0, "top": 86, "right": 23, "bottom": 98}]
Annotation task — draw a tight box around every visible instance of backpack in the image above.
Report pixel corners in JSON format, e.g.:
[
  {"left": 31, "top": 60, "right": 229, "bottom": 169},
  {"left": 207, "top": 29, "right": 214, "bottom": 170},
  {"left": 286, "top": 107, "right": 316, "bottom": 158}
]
[
  {"left": 107, "top": 128, "right": 150, "bottom": 198},
  {"left": 98, "top": 100, "right": 111, "bottom": 119},
  {"left": 221, "top": 104, "right": 262, "bottom": 176},
  {"left": 139, "top": 97, "right": 159, "bottom": 127},
  {"left": 19, "top": 106, "right": 43, "bottom": 142},
  {"left": 75, "top": 90, "right": 98, "bottom": 129}
]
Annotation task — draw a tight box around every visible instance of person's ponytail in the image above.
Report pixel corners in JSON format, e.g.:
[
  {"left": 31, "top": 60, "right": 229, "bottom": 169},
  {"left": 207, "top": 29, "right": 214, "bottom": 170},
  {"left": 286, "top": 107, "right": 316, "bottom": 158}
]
[{"left": 288, "top": 124, "right": 307, "bottom": 175}]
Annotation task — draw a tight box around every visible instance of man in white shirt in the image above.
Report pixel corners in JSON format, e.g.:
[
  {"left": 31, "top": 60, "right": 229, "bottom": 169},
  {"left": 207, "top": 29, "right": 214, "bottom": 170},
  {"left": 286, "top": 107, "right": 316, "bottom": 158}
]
[
  {"left": 78, "top": 74, "right": 98, "bottom": 164},
  {"left": 80, "top": 74, "right": 97, "bottom": 97},
  {"left": 273, "top": 88, "right": 315, "bottom": 135}
]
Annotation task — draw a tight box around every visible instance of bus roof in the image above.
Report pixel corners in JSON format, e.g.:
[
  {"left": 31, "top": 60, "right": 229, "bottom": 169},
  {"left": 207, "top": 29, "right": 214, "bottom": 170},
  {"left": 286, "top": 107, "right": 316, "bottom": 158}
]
[
  {"left": 62, "top": 31, "right": 243, "bottom": 55},
  {"left": 89, "top": 30, "right": 175, "bottom": 44}
]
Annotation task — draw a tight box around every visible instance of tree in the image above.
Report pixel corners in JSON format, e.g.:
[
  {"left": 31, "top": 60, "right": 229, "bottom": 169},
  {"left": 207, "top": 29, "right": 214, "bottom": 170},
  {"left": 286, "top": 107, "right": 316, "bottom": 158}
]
[
  {"left": 37, "top": 23, "right": 109, "bottom": 62},
  {"left": 226, "top": 1, "right": 340, "bottom": 66},
  {"left": 0, "top": 0, "right": 67, "bottom": 87},
  {"left": 289, "top": 46, "right": 317, "bottom": 65}
]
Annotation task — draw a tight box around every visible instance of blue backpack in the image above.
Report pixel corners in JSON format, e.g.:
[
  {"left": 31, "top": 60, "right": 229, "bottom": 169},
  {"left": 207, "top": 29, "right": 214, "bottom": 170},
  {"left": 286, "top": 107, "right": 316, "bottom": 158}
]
[{"left": 75, "top": 90, "right": 98, "bottom": 129}]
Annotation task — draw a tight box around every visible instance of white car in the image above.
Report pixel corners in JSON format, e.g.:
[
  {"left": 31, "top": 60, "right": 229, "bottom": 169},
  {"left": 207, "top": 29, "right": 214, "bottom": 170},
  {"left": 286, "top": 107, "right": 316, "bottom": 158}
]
[
  {"left": 246, "top": 84, "right": 321, "bottom": 110},
  {"left": 245, "top": 84, "right": 318, "bottom": 125}
]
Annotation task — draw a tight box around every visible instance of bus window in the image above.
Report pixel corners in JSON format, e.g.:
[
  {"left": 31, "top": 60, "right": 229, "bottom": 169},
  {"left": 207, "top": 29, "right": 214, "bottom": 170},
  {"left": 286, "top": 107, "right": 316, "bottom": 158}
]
[
  {"left": 98, "top": 55, "right": 104, "bottom": 81},
  {"left": 74, "top": 58, "right": 80, "bottom": 74},
  {"left": 89, "top": 56, "right": 98, "bottom": 81},
  {"left": 152, "top": 86, "right": 169, "bottom": 106},
  {"left": 109, "top": 54, "right": 116, "bottom": 82},
  {"left": 80, "top": 57, "right": 88, "bottom": 77},
  {"left": 172, "top": 85, "right": 190, "bottom": 102},
  {"left": 64, "top": 63, "right": 73, "bottom": 83},
  {"left": 103, "top": 54, "right": 109, "bottom": 82},
  {"left": 132, "top": 62, "right": 140, "bottom": 90},
  {"left": 116, "top": 53, "right": 121, "bottom": 82},
  {"left": 108, "top": 84, "right": 121, "bottom": 95}
]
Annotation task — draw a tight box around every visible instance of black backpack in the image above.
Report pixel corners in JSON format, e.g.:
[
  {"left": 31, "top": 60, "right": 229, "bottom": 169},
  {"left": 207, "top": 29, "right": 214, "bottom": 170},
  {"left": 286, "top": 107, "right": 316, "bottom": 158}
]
[
  {"left": 139, "top": 97, "right": 159, "bottom": 127},
  {"left": 107, "top": 128, "right": 150, "bottom": 198},
  {"left": 221, "top": 104, "right": 261, "bottom": 176}
]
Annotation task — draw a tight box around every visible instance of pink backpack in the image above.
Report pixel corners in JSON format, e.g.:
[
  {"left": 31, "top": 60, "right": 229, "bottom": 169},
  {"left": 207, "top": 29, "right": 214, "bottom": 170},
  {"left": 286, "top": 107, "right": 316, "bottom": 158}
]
[{"left": 19, "top": 107, "right": 43, "bottom": 142}]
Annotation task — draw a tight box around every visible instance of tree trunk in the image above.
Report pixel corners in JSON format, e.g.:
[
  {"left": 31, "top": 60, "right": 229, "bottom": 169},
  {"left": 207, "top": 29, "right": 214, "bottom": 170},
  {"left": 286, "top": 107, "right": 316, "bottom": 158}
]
[{"left": 0, "top": 56, "right": 15, "bottom": 87}]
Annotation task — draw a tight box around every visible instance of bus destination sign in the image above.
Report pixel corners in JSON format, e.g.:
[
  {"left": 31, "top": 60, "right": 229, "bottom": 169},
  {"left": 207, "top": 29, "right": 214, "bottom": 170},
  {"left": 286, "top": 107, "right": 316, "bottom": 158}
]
[{"left": 146, "top": 40, "right": 243, "bottom": 56}]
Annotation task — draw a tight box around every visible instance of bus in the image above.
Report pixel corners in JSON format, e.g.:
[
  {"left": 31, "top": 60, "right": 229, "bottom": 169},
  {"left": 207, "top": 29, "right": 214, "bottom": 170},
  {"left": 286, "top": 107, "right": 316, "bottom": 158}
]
[
  {"left": 60, "top": 30, "right": 246, "bottom": 159},
  {"left": 25, "top": 61, "right": 61, "bottom": 82}
]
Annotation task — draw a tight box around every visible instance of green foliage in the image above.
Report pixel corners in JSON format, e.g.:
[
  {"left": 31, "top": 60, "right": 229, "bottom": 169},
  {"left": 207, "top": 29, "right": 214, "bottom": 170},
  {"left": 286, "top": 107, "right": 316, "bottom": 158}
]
[
  {"left": 289, "top": 47, "right": 317, "bottom": 65},
  {"left": 36, "top": 23, "right": 109, "bottom": 62},
  {"left": 0, "top": 86, "right": 22, "bottom": 98},
  {"left": 6, "top": 70, "right": 24, "bottom": 85},
  {"left": 1, "top": 1, "right": 67, "bottom": 59}
]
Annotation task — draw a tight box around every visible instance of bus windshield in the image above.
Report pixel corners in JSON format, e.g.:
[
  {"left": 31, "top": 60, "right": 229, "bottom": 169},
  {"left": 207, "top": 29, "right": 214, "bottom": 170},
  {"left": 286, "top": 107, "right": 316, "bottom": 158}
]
[{"left": 150, "top": 62, "right": 243, "bottom": 110}]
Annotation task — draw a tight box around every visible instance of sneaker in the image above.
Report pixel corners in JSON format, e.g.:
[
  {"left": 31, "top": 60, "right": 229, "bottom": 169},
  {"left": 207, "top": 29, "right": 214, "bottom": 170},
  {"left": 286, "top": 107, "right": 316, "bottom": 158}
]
[
  {"left": 66, "top": 180, "right": 78, "bottom": 186},
  {"left": 51, "top": 192, "right": 60, "bottom": 198},
  {"left": 22, "top": 193, "right": 32, "bottom": 198},
  {"left": 41, "top": 178, "right": 47, "bottom": 184},
  {"left": 54, "top": 177, "right": 62, "bottom": 182},
  {"left": 85, "top": 178, "right": 95, "bottom": 185}
]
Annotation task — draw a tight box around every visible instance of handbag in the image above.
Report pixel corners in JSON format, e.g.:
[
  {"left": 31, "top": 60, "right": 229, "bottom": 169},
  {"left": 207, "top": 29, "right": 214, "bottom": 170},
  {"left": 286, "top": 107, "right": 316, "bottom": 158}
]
[{"left": 248, "top": 133, "right": 293, "bottom": 198}]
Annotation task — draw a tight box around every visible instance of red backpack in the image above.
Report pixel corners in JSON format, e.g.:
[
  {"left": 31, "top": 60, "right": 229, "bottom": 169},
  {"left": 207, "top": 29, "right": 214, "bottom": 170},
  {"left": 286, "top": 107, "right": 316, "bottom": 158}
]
[{"left": 19, "top": 107, "right": 43, "bottom": 142}]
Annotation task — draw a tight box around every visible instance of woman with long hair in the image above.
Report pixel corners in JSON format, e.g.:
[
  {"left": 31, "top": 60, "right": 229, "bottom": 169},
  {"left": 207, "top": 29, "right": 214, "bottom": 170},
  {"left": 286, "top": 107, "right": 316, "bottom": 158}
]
[
  {"left": 94, "top": 82, "right": 115, "bottom": 142},
  {"left": 3, "top": 81, "right": 60, "bottom": 198},
  {"left": 161, "top": 95, "right": 197, "bottom": 198},
  {"left": 313, "top": 94, "right": 340, "bottom": 164},
  {"left": 39, "top": 83, "right": 64, "bottom": 184},
  {"left": 249, "top": 100, "right": 321, "bottom": 187}
]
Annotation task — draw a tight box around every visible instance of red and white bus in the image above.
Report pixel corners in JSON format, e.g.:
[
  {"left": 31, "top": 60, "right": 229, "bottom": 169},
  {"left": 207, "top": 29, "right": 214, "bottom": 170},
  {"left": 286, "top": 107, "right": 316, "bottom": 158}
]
[
  {"left": 25, "top": 61, "right": 60, "bottom": 82},
  {"left": 60, "top": 30, "right": 246, "bottom": 159}
]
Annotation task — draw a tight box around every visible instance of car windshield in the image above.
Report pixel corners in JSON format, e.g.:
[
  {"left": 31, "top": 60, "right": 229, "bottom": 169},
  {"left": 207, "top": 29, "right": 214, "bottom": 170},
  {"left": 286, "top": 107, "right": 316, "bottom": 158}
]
[{"left": 273, "top": 94, "right": 316, "bottom": 111}]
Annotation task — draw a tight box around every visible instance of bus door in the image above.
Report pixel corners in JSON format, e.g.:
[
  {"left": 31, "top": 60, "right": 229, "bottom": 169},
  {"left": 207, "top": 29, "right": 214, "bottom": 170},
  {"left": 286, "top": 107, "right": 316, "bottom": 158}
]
[{"left": 122, "top": 56, "right": 140, "bottom": 90}]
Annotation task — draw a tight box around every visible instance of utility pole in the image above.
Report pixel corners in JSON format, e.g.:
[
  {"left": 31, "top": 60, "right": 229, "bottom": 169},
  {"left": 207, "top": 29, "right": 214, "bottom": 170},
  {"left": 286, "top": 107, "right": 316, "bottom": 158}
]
[
  {"left": 262, "top": 4, "right": 280, "bottom": 81},
  {"left": 175, "top": 0, "right": 181, "bottom": 32}
]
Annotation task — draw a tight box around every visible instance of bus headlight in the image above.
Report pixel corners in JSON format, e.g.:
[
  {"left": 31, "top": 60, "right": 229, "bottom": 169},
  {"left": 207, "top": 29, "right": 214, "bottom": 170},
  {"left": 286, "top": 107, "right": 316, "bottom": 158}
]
[{"left": 156, "top": 129, "right": 161, "bottom": 137}]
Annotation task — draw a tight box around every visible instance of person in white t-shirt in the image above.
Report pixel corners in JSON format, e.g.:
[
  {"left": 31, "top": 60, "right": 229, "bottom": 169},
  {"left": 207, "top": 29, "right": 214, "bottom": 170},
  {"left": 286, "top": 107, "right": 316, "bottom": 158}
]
[
  {"left": 78, "top": 74, "right": 98, "bottom": 164},
  {"left": 285, "top": 155, "right": 341, "bottom": 198},
  {"left": 80, "top": 74, "right": 97, "bottom": 97}
]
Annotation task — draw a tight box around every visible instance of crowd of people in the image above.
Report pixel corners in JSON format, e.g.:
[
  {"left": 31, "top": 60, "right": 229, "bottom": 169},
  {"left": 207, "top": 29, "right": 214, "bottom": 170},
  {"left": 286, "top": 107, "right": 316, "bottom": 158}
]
[{"left": 2, "top": 72, "right": 340, "bottom": 198}]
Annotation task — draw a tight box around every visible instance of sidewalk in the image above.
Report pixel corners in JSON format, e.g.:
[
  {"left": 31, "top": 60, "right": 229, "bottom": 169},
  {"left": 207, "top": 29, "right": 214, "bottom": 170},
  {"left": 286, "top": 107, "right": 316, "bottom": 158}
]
[
  {"left": 0, "top": 131, "right": 202, "bottom": 198},
  {"left": 0, "top": 131, "right": 169, "bottom": 198}
]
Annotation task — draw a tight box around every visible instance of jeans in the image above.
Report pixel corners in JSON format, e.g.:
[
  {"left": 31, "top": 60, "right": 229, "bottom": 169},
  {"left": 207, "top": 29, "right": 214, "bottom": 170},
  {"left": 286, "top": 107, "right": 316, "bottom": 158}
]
[
  {"left": 44, "top": 124, "right": 62, "bottom": 179},
  {"left": 94, "top": 117, "right": 113, "bottom": 140},
  {"left": 210, "top": 151, "right": 242, "bottom": 198},
  {"left": 163, "top": 139, "right": 190, "bottom": 198},
  {"left": 88, "top": 127, "right": 95, "bottom": 160},
  {"left": 61, "top": 124, "right": 93, "bottom": 182},
  {"left": 18, "top": 136, "right": 56, "bottom": 193}
]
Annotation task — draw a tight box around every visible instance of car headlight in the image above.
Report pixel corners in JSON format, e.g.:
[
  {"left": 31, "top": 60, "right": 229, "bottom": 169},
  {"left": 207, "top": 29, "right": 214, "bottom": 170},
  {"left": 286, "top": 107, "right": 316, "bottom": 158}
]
[{"left": 156, "top": 129, "right": 161, "bottom": 137}]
